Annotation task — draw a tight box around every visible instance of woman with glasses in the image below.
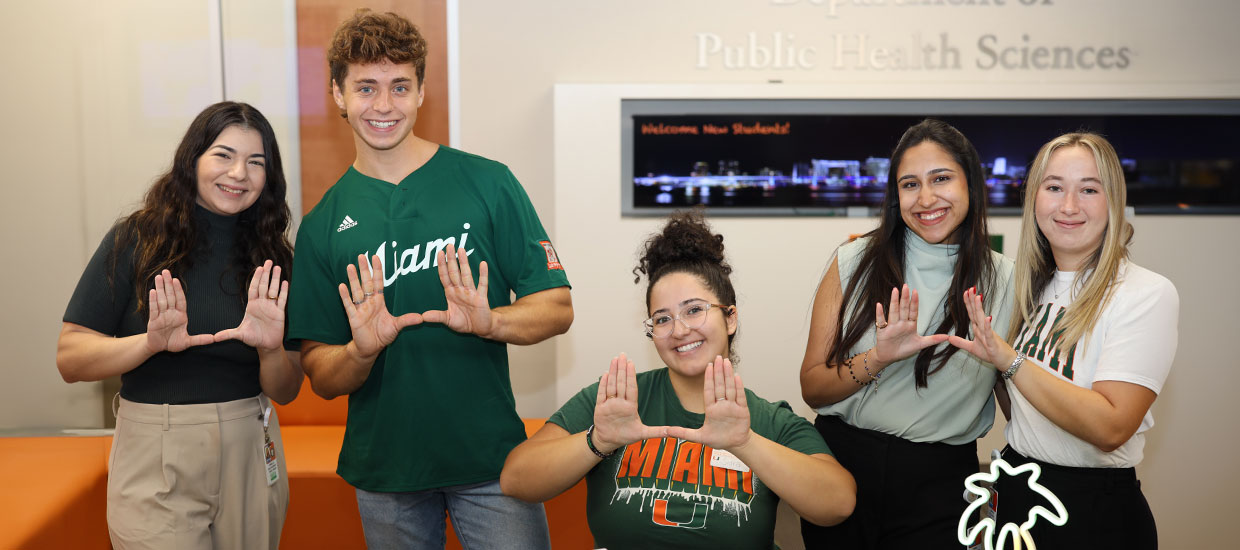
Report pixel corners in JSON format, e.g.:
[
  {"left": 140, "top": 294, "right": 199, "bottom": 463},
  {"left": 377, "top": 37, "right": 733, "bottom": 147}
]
[
  {"left": 798, "top": 119, "right": 1015, "bottom": 549},
  {"left": 947, "top": 133, "right": 1177, "bottom": 549},
  {"left": 501, "top": 210, "right": 856, "bottom": 549}
]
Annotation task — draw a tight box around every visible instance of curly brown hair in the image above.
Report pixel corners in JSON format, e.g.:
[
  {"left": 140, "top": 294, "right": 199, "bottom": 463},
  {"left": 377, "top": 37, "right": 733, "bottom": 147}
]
[
  {"left": 633, "top": 209, "right": 739, "bottom": 361},
  {"left": 328, "top": 8, "right": 428, "bottom": 104},
  {"left": 110, "top": 101, "right": 293, "bottom": 315}
]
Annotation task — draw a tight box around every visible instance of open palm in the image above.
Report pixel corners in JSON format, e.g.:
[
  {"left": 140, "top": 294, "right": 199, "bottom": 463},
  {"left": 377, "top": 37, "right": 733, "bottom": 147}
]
[
  {"left": 338, "top": 254, "right": 423, "bottom": 358},
  {"left": 146, "top": 270, "right": 213, "bottom": 354},
  {"left": 592, "top": 353, "right": 665, "bottom": 452},
  {"left": 216, "top": 260, "right": 287, "bottom": 351},
  {"left": 873, "top": 284, "right": 949, "bottom": 364},
  {"left": 667, "top": 356, "right": 752, "bottom": 451},
  {"left": 947, "top": 287, "right": 1016, "bottom": 369},
  {"left": 422, "top": 243, "right": 493, "bottom": 337}
]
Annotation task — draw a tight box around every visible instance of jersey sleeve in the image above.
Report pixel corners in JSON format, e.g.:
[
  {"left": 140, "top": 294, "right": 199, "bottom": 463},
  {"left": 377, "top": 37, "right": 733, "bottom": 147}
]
[
  {"left": 1093, "top": 274, "right": 1179, "bottom": 394},
  {"left": 63, "top": 225, "right": 133, "bottom": 336},
  {"left": 764, "top": 396, "right": 833, "bottom": 457},
  {"left": 547, "top": 380, "right": 599, "bottom": 435},
  {"left": 286, "top": 212, "right": 352, "bottom": 346},
  {"left": 490, "top": 167, "right": 571, "bottom": 299}
]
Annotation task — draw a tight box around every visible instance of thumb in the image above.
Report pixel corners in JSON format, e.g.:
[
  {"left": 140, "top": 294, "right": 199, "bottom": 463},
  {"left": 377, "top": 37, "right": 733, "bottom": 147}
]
[
  {"left": 946, "top": 335, "right": 972, "bottom": 350},
  {"left": 213, "top": 328, "right": 239, "bottom": 343},
  {"left": 188, "top": 333, "right": 217, "bottom": 347},
  {"left": 664, "top": 426, "right": 696, "bottom": 442},
  {"left": 640, "top": 425, "right": 669, "bottom": 440},
  {"left": 395, "top": 312, "right": 424, "bottom": 329},
  {"left": 421, "top": 309, "right": 447, "bottom": 324}
]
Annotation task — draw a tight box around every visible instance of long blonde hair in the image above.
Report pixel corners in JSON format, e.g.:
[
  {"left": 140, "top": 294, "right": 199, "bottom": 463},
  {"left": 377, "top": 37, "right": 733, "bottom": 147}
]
[{"left": 1006, "top": 133, "right": 1134, "bottom": 352}]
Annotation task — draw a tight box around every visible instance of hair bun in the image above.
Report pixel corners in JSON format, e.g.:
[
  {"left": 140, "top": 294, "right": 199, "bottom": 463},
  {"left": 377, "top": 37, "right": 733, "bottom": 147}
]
[{"left": 634, "top": 209, "right": 730, "bottom": 283}]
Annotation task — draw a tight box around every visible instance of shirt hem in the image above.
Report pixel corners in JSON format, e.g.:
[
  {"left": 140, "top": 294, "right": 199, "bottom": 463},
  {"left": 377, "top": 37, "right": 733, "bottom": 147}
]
[
  {"left": 341, "top": 470, "right": 503, "bottom": 494},
  {"left": 1093, "top": 373, "right": 1162, "bottom": 395}
]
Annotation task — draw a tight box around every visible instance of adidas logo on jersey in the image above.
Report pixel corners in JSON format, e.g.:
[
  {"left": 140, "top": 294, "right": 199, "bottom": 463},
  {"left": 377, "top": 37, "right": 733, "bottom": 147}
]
[{"left": 337, "top": 215, "right": 358, "bottom": 232}]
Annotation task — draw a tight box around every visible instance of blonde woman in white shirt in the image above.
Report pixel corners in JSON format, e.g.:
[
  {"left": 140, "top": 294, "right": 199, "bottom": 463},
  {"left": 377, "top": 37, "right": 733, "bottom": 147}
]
[{"left": 949, "top": 132, "right": 1178, "bottom": 550}]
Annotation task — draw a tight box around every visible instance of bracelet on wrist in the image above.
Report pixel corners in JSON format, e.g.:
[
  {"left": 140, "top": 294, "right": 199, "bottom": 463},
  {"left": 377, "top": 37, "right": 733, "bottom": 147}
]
[
  {"left": 1002, "top": 352, "right": 1027, "bottom": 380},
  {"left": 585, "top": 424, "right": 615, "bottom": 459},
  {"left": 845, "top": 354, "right": 864, "bottom": 386},
  {"left": 845, "top": 350, "right": 880, "bottom": 388},
  {"left": 860, "top": 349, "right": 881, "bottom": 382}
]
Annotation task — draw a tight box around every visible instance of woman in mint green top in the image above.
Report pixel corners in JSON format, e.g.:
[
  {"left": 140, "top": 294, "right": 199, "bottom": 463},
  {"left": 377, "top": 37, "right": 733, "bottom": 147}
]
[{"left": 799, "top": 119, "right": 1015, "bottom": 549}]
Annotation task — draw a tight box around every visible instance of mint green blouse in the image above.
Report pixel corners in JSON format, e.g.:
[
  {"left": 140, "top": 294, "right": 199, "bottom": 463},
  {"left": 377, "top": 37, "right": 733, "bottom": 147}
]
[{"left": 816, "top": 230, "right": 1015, "bottom": 445}]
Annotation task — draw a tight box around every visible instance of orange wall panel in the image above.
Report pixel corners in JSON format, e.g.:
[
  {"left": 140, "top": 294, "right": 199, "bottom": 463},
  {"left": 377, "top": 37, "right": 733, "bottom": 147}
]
[{"left": 297, "top": 0, "right": 449, "bottom": 214}]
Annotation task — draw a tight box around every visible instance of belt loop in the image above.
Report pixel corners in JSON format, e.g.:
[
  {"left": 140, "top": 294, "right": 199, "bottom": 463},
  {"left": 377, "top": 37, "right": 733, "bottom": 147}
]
[
  {"left": 162, "top": 404, "right": 170, "bottom": 431},
  {"left": 111, "top": 393, "right": 121, "bottom": 419}
]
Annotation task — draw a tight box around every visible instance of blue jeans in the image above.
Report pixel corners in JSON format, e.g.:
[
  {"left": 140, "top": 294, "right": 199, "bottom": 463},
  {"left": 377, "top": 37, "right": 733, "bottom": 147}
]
[{"left": 355, "top": 480, "right": 551, "bottom": 550}]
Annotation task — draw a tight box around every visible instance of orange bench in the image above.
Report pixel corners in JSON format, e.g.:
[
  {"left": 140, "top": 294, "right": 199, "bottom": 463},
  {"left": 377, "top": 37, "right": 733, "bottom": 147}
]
[
  {"left": 0, "top": 436, "right": 112, "bottom": 549},
  {"left": 0, "top": 394, "right": 590, "bottom": 550}
]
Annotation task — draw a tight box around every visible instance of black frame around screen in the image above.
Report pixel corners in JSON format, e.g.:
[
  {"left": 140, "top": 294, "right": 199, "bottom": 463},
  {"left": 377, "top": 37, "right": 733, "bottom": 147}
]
[{"left": 621, "top": 99, "right": 1240, "bottom": 216}]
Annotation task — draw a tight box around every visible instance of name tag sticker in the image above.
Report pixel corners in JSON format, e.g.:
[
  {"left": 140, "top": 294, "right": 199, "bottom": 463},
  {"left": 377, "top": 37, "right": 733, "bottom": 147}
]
[{"left": 710, "top": 449, "right": 750, "bottom": 472}]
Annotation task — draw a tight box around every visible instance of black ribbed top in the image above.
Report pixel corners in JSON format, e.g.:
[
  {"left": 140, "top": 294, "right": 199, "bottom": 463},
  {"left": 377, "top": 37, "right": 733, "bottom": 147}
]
[{"left": 63, "top": 205, "right": 263, "bottom": 404}]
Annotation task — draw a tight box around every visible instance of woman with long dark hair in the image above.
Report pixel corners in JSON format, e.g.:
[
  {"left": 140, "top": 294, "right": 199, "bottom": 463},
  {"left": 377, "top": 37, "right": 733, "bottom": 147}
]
[
  {"left": 501, "top": 210, "right": 856, "bottom": 549},
  {"left": 56, "top": 101, "right": 300, "bottom": 549},
  {"left": 948, "top": 132, "right": 1177, "bottom": 549},
  {"left": 799, "top": 119, "right": 1015, "bottom": 548}
]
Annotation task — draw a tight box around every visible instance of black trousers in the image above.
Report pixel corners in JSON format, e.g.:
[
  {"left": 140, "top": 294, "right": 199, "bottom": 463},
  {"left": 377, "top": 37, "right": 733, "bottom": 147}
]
[
  {"left": 995, "top": 446, "right": 1157, "bottom": 550},
  {"left": 801, "top": 415, "right": 978, "bottom": 550}
]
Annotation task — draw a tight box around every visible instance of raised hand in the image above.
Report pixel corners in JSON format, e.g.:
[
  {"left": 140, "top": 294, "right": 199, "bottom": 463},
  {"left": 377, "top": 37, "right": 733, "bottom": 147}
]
[
  {"left": 872, "top": 284, "right": 949, "bottom": 365},
  {"left": 591, "top": 353, "right": 666, "bottom": 454},
  {"left": 947, "top": 287, "right": 1017, "bottom": 371},
  {"left": 338, "top": 254, "right": 423, "bottom": 359},
  {"left": 422, "top": 243, "right": 493, "bottom": 337},
  {"left": 215, "top": 260, "right": 288, "bottom": 351},
  {"left": 146, "top": 269, "right": 214, "bottom": 354},
  {"left": 666, "top": 356, "right": 752, "bottom": 451}
]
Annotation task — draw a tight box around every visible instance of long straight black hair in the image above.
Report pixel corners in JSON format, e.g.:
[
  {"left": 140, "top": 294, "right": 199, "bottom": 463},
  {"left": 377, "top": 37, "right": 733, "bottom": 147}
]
[{"left": 826, "top": 119, "right": 998, "bottom": 387}]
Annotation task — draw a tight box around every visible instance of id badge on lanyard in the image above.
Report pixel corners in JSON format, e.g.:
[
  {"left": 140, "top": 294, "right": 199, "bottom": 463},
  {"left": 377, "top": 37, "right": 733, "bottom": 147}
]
[{"left": 260, "top": 406, "right": 279, "bottom": 486}]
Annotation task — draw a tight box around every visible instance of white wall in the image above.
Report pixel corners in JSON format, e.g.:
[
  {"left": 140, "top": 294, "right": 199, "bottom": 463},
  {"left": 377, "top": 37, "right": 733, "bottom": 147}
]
[
  {"left": 456, "top": 1, "right": 1240, "bottom": 548},
  {"left": 0, "top": 0, "right": 298, "bottom": 430},
  {"left": 1, "top": 0, "right": 1236, "bottom": 546},
  {"left": 549, "top": 84, "right": 1239, "bottom": 548}
]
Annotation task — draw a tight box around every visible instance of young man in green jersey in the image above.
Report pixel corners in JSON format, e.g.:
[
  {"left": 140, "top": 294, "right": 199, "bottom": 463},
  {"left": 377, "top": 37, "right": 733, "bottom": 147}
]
[{"left": 286, "top": 9, "right": 572, "bottom": 549}]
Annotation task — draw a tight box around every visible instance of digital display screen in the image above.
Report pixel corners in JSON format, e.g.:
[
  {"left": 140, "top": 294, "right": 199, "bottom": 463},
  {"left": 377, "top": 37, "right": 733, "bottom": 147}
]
[{"left": 623, "top": 100, "right": 1240, "bottom": 215}]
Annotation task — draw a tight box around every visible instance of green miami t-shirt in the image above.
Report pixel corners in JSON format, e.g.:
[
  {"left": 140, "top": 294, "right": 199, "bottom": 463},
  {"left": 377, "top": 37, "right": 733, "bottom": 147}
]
[
  {"left": 548, "top": 368, "right": 832, "bottom": 550},
  {"left": 288, "top": 146, "right": 570, "bottom": 492}
]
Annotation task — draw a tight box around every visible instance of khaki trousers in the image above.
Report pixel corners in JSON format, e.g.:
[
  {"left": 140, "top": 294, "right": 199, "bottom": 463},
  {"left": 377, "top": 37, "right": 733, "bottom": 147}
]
[{"left": 107, "top": 395, "right": 289, "bottom": 550}]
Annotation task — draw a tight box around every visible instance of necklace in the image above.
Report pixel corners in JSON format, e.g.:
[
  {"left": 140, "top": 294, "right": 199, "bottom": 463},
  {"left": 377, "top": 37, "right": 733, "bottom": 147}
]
[{"left": 1053, "top": 271, "right": 1068, "bottom": 300}]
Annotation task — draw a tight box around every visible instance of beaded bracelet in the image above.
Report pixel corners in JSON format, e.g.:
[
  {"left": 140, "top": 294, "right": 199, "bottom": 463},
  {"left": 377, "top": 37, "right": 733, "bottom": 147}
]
[
  {"left": 585, "top": 424, "right": 615, "bottom": 459},
  {"left": 846, "top": 357, "right": 865, "bottom": 386},
  {"left": 846, "top": 351, "right": 878, "bottom": 387},
  {"left": 860, "top": 350, "right": 882, "bottom": 383}
]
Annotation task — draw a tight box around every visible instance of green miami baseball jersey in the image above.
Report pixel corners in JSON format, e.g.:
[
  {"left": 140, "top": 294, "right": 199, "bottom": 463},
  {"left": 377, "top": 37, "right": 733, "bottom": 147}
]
[
  {"left": 288, "top": 146, "right": 570, "bottom": 492},
  {"left": 548, "top": 368, "right": 832, "bottom": 549}
]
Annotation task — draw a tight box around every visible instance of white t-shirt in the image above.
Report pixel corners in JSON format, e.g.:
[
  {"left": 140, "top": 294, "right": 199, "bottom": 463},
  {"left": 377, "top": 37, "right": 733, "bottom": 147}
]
[{"left": 1005, "top": 261, "right": 1179, "bottom": 468}]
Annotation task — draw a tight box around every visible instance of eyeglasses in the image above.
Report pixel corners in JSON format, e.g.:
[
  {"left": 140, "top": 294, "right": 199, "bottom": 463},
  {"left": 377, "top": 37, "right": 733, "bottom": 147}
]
[{"left": 643, "top": 300, "right": 732, "bottom": 339}]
